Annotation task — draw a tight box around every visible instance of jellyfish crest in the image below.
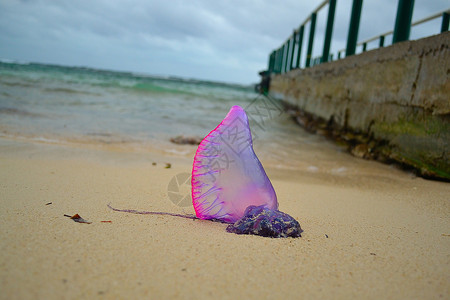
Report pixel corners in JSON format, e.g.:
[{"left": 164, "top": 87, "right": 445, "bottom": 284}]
[{"left": 191, "top": 105, "right": 278, "bottom": 223}]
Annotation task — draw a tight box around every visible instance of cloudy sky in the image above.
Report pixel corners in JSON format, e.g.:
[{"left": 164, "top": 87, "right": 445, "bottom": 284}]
[{"left": 0, "top": 0, "right": 448, "bottom": 84}]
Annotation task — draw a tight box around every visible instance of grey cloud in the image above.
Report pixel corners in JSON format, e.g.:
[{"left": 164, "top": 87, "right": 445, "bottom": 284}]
[{"left": 0, "top": 0, "right": 448, "bottom": 84}]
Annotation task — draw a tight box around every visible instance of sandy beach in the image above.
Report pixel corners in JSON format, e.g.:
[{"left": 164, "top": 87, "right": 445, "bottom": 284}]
[{"left": 1, "top": 137, "right": 449, "bottom": 299}]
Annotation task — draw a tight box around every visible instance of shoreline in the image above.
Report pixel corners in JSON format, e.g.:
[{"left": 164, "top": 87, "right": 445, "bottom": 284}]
[{"left": 1, "top": 137, "right": 449, "bottom": 299}]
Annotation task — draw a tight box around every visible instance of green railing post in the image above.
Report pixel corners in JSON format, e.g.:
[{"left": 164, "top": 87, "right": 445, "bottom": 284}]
[
  {"left": 322, "top": 0, "right": 337, "bottom": 63},
  {"left": 272, "top": 51, "right": 276, "bottom": 72},
  {"left": 273, "top": 49, "right": 277, "bottom": 73},
  {"left": 277, "top": 48, "right": 283, "bottom": 73},
  {"left": 379, "top": 36, "right": 385, "bottom": 47},
  {"left": 362, "top": 42, "right": 367, "bottom": 52},
  {"left": 290, "top": 30, "right": 297, "bottom": 70},
  {"left": 345, "top": 0, "right": 363, "bottom": 56},
  {"left": 268, "top": 51, "right": 275, "bottom": 73},
  {"left": 268, "top": 51, "right": 271, "bottom": 73},
  {"left": 295, "top": 25, "right": 305, "bottom": 68},
  {"left": 286, "top": 37, "right": 292, "bottom": 72},
  {"left": 279, "top": 46, "right": 284, "bottom": 72},
  {"left": 271, "top": 51, "right": 276, "bottom": 72},
  {"left": 268, "top": 52, "right": 272, "bottom": 73},
  {"left": 392, "top": 0, "right": 415, "bottom": 44},
  {"left": 279, "top": 46, "right": 283, "bottom": 73},
  {"left": 306, "top": 12, "right": 317, "bottom": 68},
  {"left": 274, "top": 49, "right": 279, "bottom": 73},
  {"left": 278, "top": 46, "right": 282, "bottom": 73},
  {"left": 274, "top": 48, "right": 280, "bottom": 73},
  {"left": 441, "top": 12, "right": 449, "bottom": 32},
  {"left": 284, "top": 39, "right": 291, "bottom": 73}
]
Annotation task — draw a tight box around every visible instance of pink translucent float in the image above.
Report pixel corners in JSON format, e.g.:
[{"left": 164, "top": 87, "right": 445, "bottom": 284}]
[{"left": 191, "top": 105, "right": 278, "bottom": 223}]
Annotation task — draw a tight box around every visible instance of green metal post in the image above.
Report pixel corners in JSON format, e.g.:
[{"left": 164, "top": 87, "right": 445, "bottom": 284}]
[
  {"left": 295, "top": 25, "right": 305, "bottom": 68},
  {"left": 306, "top": 12, "right": 317, "bottom": 68},
  {"left": 362, "top": 43, "right": 367, "bottom": 52},
  {"left": 271, "top": 50, "right": 277, "bottom": 72},
  {"left": 392, "top": 0, "right": 415, "bottom": 44},
  {"left": 345, "top": 0, "right": 363, "bottom": 56},
  {"left": 272, "top": 51, "right": 276, "bottom": 72},
  {"left": 274, "top": 50, "right": 278, "bottom": 73},
  {"left": 338, "top": 51, "right": 341, "bottom": 59},
  {"left": 277, "top": 46, "right": 281, "bottom": 73},
  {"left": 286, "top": 37, "right": 292, "bottom": 72},
  {"left": 279, "top": 46, "right": 284, "bottom": 73},
  {"left": 322, "top": 0, "right": 337, "bottom": 63},
  {"left": 273, "top": 50, "right": 278, "bottom": 73},
  {"left": 441, "top": 12, "right": 449, "bottom": 32},
  {"left": 268, "top": 52, "right": 272, "bottom": 73},
  {"left": 268, "top": 51, "right": 275, "bottom": 73},
  {"left": 284, "top": 39, "right": 291, "bottom": 73},
  {"left": 274, "top": 49, "right": 279, "bottom": 73},
  {"left": 277, "top": 48, "right": 282, "bottom": 73},
  {"left": 278, "top": 47, "right": 282, "bottom": 73},
  {"left": 279, "top": 44, "right": 284, "bottom": 73},
  {"left": 283, "top": 43, "right": 288, "bottom": 73},
  {"left": 290, "top": 31, "right": 297, "bottom": 70},
  {"left": 279, "top": 47, "right": 283, "bottom": 73},
  {"left": 379, "top": 36, "right": 385, "bottom": 47}
]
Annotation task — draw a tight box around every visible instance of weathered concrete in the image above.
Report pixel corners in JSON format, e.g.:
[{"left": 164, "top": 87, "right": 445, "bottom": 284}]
[{"left": 270, "top": 32, "right": 449, "bottom": 180}]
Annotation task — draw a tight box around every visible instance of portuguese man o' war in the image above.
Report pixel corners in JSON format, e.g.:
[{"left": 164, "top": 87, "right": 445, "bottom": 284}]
[
  {"left": 192, "top": 105, "right": 278, "bottom": 223},
  {"left": 108, "top": 105, "right": 302, "bottom": 238}
]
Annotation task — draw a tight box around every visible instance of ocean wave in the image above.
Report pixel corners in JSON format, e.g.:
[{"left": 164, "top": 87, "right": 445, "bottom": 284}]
[
  {"left": 0, "top": 107, "right": 42, "bottom": 117},
  {"left": 0, "top": 59, "right": 30, "bottom": 65},
  {"left": 42, "top": 87, "right": 101, "bottom": 96}
]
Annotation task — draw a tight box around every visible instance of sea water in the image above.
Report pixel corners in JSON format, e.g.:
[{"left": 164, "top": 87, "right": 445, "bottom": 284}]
[{"left": 0, "top": 61, "right": 383, "bottom": 175}]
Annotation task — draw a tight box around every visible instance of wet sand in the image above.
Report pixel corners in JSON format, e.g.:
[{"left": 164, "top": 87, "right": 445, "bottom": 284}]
[{"left": 0, "top": 138, "right": 449, "bottom": 299}]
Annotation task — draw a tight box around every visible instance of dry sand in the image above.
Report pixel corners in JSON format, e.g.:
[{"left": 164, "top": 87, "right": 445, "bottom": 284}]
[{"left": 0, "top": 138, "right": 449, "bottom": 299}]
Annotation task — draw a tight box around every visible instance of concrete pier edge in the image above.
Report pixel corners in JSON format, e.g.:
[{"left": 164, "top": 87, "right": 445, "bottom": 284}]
[{"left": 269, "top": 32, "right": 450, "bottom": 181}]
